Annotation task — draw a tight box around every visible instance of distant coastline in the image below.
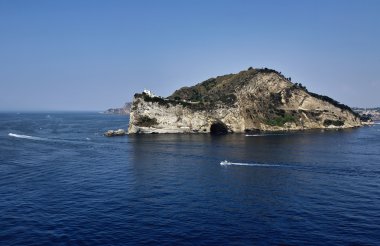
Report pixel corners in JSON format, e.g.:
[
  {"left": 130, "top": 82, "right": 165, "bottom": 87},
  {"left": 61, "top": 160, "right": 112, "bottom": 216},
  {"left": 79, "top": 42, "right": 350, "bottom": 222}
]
[
  {"left": 103, "top": 102, "right": 131, "bottom": 115},
  {"left": 353, "top": 107, "right": 380, "bottom": 121}
]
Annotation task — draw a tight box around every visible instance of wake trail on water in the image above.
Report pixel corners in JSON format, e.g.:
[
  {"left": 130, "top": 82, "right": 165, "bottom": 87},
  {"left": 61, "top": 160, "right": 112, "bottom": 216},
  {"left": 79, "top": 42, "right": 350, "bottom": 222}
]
[
  {"left": 8, "top": 133, "right": 47, "bottom": 141},
  {"left": 219, "top": 161, "right": 374, "bottom": 178},
  {"left": 245, "top": 134, "right": 285, "bottom": 137},
  {"left": 220, "top": 161, "right": 282, "bottom": 167},
  {"left": 8, "top": 133, "right": 92, "bottom": 144}
]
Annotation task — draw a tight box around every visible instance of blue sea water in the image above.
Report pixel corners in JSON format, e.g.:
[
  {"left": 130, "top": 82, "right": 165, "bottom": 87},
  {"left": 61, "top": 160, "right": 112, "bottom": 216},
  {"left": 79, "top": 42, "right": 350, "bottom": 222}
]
[{"left": 0, "top": 112, "right": 380, "bottom": 245}]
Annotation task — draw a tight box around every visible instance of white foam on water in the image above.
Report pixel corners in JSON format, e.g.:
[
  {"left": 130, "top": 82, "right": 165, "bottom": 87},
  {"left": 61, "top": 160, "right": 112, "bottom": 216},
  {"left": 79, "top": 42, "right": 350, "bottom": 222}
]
[
  {"left": 8, "top": 133, "right": 47, "bottom": 141},
  {"left": 220, "top": 161, "right": 281, "bottom": 167},
  {"left": 8, "top": 133, "right": 92, "bottom": 144},
  {"left": 245, "top": 133, "right": 284, "bottom": 137}
]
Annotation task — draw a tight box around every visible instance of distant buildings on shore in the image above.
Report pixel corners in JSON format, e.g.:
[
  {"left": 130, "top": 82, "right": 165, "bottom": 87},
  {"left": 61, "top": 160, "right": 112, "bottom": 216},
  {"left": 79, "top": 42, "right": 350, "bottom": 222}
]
[{"left": 353, "top": 107, "right": 380, "bottom": 121}]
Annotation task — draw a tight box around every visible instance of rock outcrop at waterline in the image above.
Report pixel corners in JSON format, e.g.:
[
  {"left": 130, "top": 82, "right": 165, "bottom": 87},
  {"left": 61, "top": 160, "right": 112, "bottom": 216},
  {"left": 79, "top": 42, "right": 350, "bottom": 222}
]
[
  {"left": 104, "top": 129, "right": 126, "bottom": 137},
  {"left": 128, "top": 68, "right": 362, "bottom": 134}
]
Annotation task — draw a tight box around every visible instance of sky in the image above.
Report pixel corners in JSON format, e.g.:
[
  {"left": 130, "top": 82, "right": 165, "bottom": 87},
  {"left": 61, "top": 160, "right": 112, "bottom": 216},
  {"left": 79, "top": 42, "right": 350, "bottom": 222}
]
[{"left": 0, "top": 0, "right": 379, "bottom": 111}]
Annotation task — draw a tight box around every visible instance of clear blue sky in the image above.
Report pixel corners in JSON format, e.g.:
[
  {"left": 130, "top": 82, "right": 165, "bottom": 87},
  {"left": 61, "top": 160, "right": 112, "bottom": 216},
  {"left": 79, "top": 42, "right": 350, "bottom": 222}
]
[{"left": 1, "top": 0, "right": 379, "bottom": 111}]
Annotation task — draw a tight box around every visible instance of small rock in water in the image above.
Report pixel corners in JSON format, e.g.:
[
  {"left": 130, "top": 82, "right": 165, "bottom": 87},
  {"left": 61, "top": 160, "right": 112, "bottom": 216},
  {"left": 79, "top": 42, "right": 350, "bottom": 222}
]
[{"left": 104, "top": 129, "right": 126, "bottom": 137}]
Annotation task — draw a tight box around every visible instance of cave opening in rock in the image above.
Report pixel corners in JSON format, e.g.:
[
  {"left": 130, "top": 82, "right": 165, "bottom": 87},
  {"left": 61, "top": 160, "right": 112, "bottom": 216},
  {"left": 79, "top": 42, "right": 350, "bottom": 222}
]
[{"left": 210, "top": 122, "right": 228, "bottom": 135}]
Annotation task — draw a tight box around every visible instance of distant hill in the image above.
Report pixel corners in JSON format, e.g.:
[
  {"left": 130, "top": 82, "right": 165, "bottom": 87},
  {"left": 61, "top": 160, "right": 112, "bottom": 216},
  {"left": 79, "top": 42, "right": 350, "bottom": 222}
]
[{"left": 104, "top": 102, "right": 131, "bottom": 115}]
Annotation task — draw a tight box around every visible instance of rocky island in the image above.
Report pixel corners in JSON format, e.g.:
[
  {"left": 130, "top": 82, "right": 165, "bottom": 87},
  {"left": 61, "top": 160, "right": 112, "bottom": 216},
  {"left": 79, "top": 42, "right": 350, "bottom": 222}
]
[{"left": 128, "top": 68, "right": 363, "bottom": 134}]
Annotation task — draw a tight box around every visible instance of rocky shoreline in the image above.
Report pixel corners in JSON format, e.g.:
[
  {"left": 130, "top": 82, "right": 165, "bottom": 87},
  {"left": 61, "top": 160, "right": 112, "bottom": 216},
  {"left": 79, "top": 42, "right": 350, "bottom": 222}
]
[{"left": 104, "top": 129, "right": 126, "bottom": 137}]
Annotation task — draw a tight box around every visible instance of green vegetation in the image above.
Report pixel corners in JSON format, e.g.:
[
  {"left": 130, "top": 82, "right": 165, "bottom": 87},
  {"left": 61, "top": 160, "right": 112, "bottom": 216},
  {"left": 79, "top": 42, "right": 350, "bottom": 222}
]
[
  {"left": 291, "top": 84, "right": 359, "bottom": 118},
  {"left": 266, "top": 114, "right": 296, "bottom": 126},
  {"left": 136, "top": 115, "right": 158, "bottom": 127},
  {"left": 359, "top": 114, "right": 372, "bottom": 122},
  {"left": 140, "top": 93, "right": 172, "bottom": 107},
  {"left": 167, "top": 67, "right": 292, "bottom": 109},
  {"left": 219, "top": 94, "right": 237, "bottom": 106},
  {"left": 167, "top": 72, "right": 251, "bottom": 106},
  {"left": 135, "top": 93, "right": 209, "bottom": 111},
  {"left": 135, "top": 93, "right": 190, "bottom": 107},
  {"left": 269, "top": 92, "right": 282, "bottom": 107},
  {"left": 323, "top": 119, "right": 344, "bottom": 127}
]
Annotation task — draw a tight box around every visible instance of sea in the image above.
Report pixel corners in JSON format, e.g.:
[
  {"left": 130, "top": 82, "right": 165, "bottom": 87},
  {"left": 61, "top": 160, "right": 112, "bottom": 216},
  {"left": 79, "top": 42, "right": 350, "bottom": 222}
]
[{"left": 0, "top": 112, "right": 379, "bottom": 245}]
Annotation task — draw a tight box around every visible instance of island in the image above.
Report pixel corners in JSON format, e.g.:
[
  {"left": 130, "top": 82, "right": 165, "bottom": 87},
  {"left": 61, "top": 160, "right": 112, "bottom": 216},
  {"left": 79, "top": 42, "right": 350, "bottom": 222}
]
[{"left": 128, "top": 67, "right": 364, "bottom": 134}]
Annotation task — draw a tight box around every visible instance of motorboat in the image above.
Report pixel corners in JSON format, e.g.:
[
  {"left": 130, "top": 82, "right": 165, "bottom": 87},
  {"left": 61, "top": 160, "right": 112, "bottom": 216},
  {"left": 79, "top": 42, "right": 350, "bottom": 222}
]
[{"left": 220, "top": 160, "right": 231, "bottom": 165}]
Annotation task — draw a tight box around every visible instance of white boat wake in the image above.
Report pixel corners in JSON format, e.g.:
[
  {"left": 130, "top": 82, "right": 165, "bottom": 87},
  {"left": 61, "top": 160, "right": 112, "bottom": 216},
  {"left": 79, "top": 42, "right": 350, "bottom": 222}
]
[
  {"left": 8, "top": 133, "right": 47, "bottom": 141},
  {"left": 245, "top": 133, "right": 285, "bottom": 137},
  {"left": 8, "top": 133, "right": 91, "bottom": 143},
  {"left": 220, "top": 160, "right": 281, "bottom": 167}
]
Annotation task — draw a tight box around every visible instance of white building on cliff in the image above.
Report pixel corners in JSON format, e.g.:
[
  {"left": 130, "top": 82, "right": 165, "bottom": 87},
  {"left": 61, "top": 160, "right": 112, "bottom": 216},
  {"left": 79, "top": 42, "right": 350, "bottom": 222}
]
[{"left": 143, "top": 89, "right": 156, "bottom": 97}]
